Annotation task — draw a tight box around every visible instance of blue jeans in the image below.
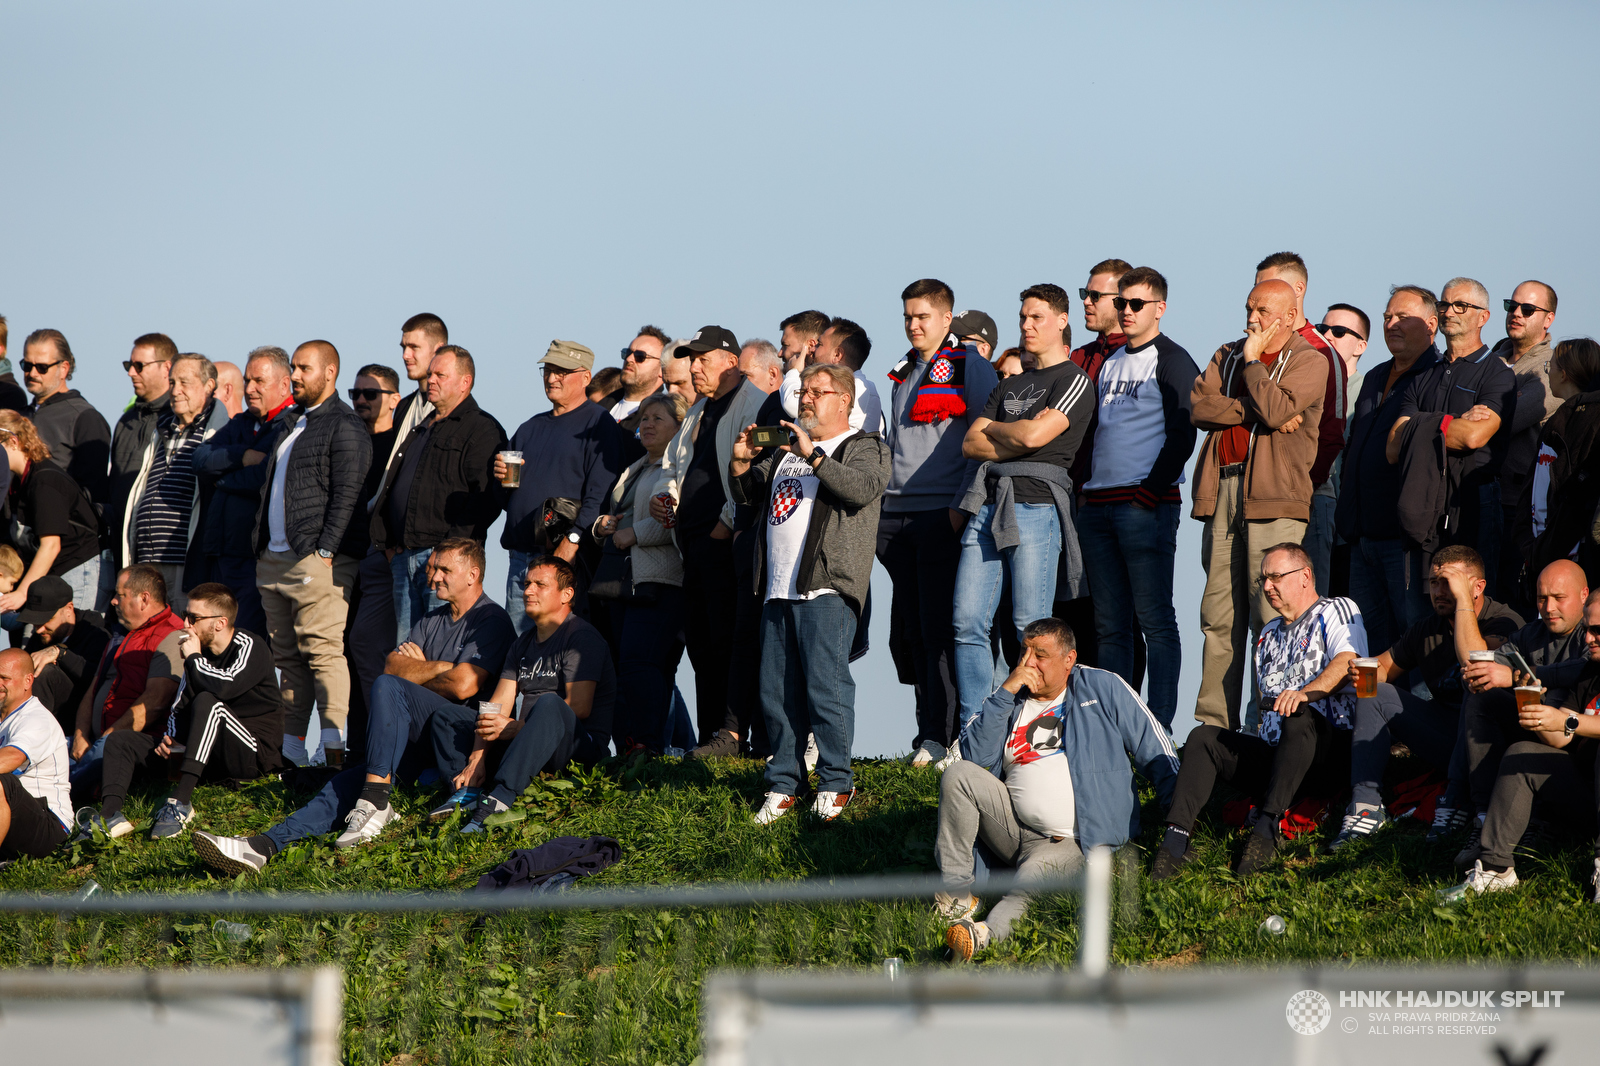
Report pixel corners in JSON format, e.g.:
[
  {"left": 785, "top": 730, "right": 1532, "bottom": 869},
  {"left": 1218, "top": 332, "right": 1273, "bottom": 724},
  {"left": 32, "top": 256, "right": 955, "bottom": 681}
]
[
  {"left": 61, "top": 551, "right": 109, "bottom": 613},
  {"left": 265, "top": 765, "right": 366, "bottom": 850},
  {"left": 952, "top": 501, "right": 1061, "bottom": 727},
  {"left": 1349, "top": 537, "right": 1429, "bottom": 657},
  {"left": 485, "top": 693, "right": 579, "bottom": 801},
  {"left": 613, "top": 583, "right": 687, "bottom": 751},
  {"left": 1077, "top": 501, "right": 1181, "bottom": 728},
  {"left": 760, "top": 596, "right": 858, "bottom": 796},
  {"left": 506, "top": 550, "right": 535, "bottom": 636},
  {"left": 366, "top": 674, "right": 457, "bottom": 781},
  {"left": 1303, "top": 493, "right": 1337, "bottom": 597},
  {"left": 390, "top": 547, "right": 439, "bottom": 644},
  {"left": 69, "top": 734, "right": 109, "bottom": 789}
]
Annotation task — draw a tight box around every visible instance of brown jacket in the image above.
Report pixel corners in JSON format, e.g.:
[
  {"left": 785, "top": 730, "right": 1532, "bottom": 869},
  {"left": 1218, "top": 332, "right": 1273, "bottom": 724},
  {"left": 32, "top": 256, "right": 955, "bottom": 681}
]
[{"left": 1189, "top": 331, "right": 1327, "bottom": 522}]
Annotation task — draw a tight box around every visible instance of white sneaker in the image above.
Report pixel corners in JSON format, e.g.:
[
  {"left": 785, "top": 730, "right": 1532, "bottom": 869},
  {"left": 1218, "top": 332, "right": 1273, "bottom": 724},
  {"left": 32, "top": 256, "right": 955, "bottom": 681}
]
[
  {"left": 908, "top": 741, "right": 947, "bottom": 768},
  {"left": 753, "top": 792, "right": 797, "bottom": 826},
  {"left": 933, "top": 891, "right": 979, "bottom": 922},
  {"left": 192, "top": 831, "right": 271, "bottom": 876},
  {"left": 811, "top": 788, "right": 856, "bottom": 822},
  {"left": 334, "top": 799, "right": 398, "bottom": 848},
  {"left": 933, "top": 742, "right": 964, "bottom": 772},
  {"left": 1439, "top": 860, "right": 1519, "bottom": 902}
]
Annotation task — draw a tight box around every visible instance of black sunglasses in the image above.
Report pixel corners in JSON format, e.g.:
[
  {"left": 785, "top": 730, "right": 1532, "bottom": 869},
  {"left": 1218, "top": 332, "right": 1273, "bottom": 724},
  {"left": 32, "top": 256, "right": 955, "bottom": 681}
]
[
  {"left": 123, "top": 358, "right": 170, "bottom": 373},
  {"left": 348, "top": 387, "right": 397, "bottom": 402},
  {"left": 1079, "top": 288, "right": 1115, "bottom": 304},
  {"left": 1587, "top": 624, "right": 1600, "bottom": 637},
  {"left": 620, "top": 348, "right": 658, "bottom": 362},
  {"left": 184, "top": 611, "right": 225, "bottom": 624},
  {"left": 1112, "top": 297, "right": 1155, "bottom": 313},
  {"left": 1315, "top": 322, "right": 1366, "bottom": 342},
  {"left": 1504, "top": 299, "right": 1553, "bottom": 317},
  {"left": 19, "top": 360, "right": 63, "bottom": 374}
]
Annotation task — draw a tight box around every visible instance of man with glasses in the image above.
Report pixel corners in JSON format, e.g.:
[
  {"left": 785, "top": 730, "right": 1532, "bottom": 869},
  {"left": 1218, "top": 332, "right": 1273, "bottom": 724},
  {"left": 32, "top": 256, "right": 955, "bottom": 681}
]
[
  {"left": 600, "top": 326, "right": 669, "bottom": 432},
  {"left": 1384, "top": 278, "right": 1517, "bottom": 584},
  {"left": 499, "top": 341, "right": 637, "bottom": 634},
  {"left": 1152, "top": 543, "right": 1366, "bottom": 879},
  {"left": 21, "top": 328, "right": 111, "bottom": 508},
  {"left": 1491, "top": 281, "right": 1561, "bottom": 606},
  {"left": 1313, "top": 303, "right": 1370, "bottom": 595},
  {"left": 108, "top": 333, "right": 177, "bottom": 568}
]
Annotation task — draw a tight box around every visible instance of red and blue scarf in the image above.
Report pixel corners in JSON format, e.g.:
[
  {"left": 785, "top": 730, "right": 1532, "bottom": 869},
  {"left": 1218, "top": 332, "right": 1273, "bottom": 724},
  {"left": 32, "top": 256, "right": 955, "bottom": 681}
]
[{"left": 886, "top": 333, "right": 969, "bottom": 424}]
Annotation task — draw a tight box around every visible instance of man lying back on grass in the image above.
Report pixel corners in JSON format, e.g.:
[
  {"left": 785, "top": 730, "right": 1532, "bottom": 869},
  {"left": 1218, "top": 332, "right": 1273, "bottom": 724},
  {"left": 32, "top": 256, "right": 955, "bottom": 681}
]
[{"left": 935, "top": 617, "right": 1178, "bottom": 961}]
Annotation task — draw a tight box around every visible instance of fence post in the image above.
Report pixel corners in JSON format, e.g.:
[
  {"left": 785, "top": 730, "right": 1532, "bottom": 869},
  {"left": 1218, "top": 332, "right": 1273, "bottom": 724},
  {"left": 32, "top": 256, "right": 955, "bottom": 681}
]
[{"left": 1077, "top": 846, "right": 1112, "bottom": 978}]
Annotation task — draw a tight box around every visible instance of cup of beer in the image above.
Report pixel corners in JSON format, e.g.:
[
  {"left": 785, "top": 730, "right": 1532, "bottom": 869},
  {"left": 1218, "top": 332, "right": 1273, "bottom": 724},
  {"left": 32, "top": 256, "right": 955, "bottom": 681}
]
[
  {"left": 498, "top": 451, "right": 525, "bottom": 488},
  {"left": 1468, "top": 650, "right": 1497, "bottom": 664},
  {"left": 655, "top": 492, "right": 677, "bottom": 529},
  {"left": 1353, "top": 657, "right": 1380, "bottom": 699},
  {"left": 1513, "top": 685, "right": 1545, "bottom": 712},
  {"left": 478, "top": 701, "right": 503, "bottom": 719}
]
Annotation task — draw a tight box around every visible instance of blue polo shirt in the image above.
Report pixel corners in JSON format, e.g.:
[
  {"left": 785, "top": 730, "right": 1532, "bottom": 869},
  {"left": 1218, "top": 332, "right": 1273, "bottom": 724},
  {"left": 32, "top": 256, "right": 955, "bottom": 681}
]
[{"left": 1398, "top": 345, "right": 1517, "bottom": 484}]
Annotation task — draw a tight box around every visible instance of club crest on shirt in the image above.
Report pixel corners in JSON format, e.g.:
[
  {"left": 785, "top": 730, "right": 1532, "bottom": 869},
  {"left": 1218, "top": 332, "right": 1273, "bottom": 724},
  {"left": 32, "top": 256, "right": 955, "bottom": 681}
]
[
  {"left": 1002, "top": 383, "right": 1046, "bottom": 417},
  {"left": 1006, "top": 710, "right": 1063, "bottom": 765},
  {"left": 929, "top": 356, "right": 954, "bottom": 384},
  {"left": 770, "top": 478, "right": 804, "bottom": 524}
]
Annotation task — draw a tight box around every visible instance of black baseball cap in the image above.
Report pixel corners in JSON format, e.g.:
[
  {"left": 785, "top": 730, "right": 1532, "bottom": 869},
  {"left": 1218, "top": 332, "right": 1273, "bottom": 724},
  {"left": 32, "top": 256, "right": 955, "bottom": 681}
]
[
  {"left": 16, "top": 575, "right": 74, "bottom": 626},
  {"left": 680, "top": 326, "right": 740, "bottom": 356},
  {"left": 951, "top": 310, "right": 998, "bottom": 348}
]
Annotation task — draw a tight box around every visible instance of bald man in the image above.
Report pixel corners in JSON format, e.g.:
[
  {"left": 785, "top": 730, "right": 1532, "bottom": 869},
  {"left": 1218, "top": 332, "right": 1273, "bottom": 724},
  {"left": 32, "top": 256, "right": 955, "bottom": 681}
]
[
  {"left": 1188, "top": 279, "right": 1330, "bottom": 731},
  {"left": 214, "top": 361, "right": 245, "bottom": 418},
  {"left": 0, "top": 648, "right": 71, "bottom": 860}
]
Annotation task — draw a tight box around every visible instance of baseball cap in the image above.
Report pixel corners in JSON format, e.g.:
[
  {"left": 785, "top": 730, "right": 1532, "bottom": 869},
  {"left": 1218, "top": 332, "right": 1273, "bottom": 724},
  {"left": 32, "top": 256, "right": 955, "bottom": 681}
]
[
  {"left": 951, "top": 310, "right": 999, "bottom": 349},
  {"left": 539, "top": 340, "right": 595, "bottom": 372},
  {"left": 16, "top": 575, "right": 74, "bottom": 626},
  {"left": 679, "top": 326, "right": 740, "bottom": 356}
]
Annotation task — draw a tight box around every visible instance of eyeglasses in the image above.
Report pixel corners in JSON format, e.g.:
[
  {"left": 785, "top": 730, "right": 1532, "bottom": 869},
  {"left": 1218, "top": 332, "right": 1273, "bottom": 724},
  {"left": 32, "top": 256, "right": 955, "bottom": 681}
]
[
  {"left": 19, "top": 360, "right": 63, "bottom": 374},
  {"left": 1315, "top": 323, "right": 1366, "bottom": 342},
  {"left": 1260, "top": 566, "right": 1308, "bottom": 586},
  {"left": 123, "top": 358, "right": 170, "bottom": 373},
  {"left": 1079, "top": 288, "right": 1115, "bottom": 304},
  {"left": 620, "top": 348, "right": 659, "bottom": 362},
  {"left": 1112, "top": 297, "right": 1156, "bottom": 313},
  {"left": 797, "top": 388, "right": 842, "bottom": 400},
  {"left": 348, "top": 388, "right": 397, "bottom": 401},
  {"left": 1586, "top": 624, "right": 1600, "bottom": 637},
  {"left": 1504, "top": 299, "right": 1553, "bottom": 317},
  {"left": 183, "top": 612, "right": 225, "bottom": 624},
  {"left": 1438, "top": 300, "right": 1486, "bottom": 315}
]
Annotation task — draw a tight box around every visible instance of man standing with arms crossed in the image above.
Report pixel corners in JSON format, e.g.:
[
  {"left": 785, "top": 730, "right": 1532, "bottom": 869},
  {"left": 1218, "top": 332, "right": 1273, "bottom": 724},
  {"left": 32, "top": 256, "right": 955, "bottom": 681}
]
[
  {"left": 879, "top": 279, "right": 996, "bottom": 766},
  {"left": 1492, "top": 280, "right": 1561, "bottom": 607}
]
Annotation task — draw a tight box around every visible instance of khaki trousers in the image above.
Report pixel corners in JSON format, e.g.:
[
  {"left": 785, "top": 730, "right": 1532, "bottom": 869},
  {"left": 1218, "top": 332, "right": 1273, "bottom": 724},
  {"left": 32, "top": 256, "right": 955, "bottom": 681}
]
[
  {"left": 257, "top": 549, "right": 359, "bottom": 740},
  {"left": 1194, "top": 475, "right": 1306, "bottom": 731}
]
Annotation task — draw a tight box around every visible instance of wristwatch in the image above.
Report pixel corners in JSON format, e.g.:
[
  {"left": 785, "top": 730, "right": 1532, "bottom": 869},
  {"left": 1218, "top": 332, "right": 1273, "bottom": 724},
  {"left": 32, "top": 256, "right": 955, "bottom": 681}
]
[
  {"left": 565, "top": 530, "right": 582, "bottom": 545},
  {"left": 316, "top": 548, "right": 334, "bottom": 559},
  {"left": 806, "top": 449, "right": 824, "bottom": 467},
  {"left": 1565, "top": 715, "right": 1580, "bottom": 738}
]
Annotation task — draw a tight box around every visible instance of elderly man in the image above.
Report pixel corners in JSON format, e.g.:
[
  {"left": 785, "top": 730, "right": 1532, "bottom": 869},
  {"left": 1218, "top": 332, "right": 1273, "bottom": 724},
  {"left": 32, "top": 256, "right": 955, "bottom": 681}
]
[
  {"left": 0, "top": 648, "right": 72, "bottom": 861},
  {"left": 936, "top": 617, "right": 1178, "bottom": 960},
  {"left": 661, "top": 342, "right": 698, "bottom": 406},
  {"left": 732, "top": 363, "right": 890, "bottom": 823},
  {"left": 1154, "top": 544, "right": 1366, "bottom": 879},
  {"left": 214, "top": 361, "right": 245, "bottom": 418},
  {"left": 1189, "top": 278, "right": 1327, "bottom": 732},
  {"left": 193, "top": 346, "right": 298, "bottom": 635}
]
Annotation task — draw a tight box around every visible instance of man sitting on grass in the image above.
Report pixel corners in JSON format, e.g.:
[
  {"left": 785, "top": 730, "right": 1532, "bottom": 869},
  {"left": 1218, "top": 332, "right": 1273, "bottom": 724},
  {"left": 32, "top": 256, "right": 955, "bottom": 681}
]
[
  {"left": 17, "top": 575, "right": 112, "bottom": 736},
  {"left": 191, "top": 539, "right": 513, "bottom": 874},
  {"left": 0, "top": 649, "right": 72, "bottom": 864},
  {"left": 1330, "top": 545, "right": 1522, "bottom": 851},
  {"left": 96, "top": 583, "right": 284, "bottom": 841},
  {"left": 935, "top": 617, "right": 1177, "bottom": 961},
  {"left": 1152, "top": 544, "right": 1365, "bottom": 880},
  {"left": 449, "top": 554, "right": 615, "bottom": 834},
  {"left": 1442, "top": 589, "right": 1600, "bottom": 900}
]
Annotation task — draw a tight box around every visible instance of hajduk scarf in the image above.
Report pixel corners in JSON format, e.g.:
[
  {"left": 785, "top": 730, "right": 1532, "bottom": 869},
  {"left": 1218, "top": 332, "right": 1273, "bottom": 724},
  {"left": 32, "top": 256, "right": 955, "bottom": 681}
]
[{"left": 887, "top": 332, "right": 969, "bottom": 424}]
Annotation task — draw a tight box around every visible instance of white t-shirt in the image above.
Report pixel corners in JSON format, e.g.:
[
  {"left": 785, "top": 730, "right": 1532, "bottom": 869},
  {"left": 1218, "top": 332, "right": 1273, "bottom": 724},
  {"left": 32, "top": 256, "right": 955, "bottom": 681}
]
[
  {"left": 1531, "top": 442, "right": 1556, "bottom": 537},
  {"left": 779, "top": 369, "right": 883, "bottom": 434},
  {"left": 610, "top": 396, "right": 642, "bottom": 423},
  {"left": 763, "top": 431, "right": 853, "bottom": 602},
  {"left": 0, "top": 696, "right": 72, "bottom": 828},
  {"left": 267, "top": 402, "right": 317, "bottom": 553},
  {"left": 1001, "top": 693, "right": 1075, "bottom": 839}
]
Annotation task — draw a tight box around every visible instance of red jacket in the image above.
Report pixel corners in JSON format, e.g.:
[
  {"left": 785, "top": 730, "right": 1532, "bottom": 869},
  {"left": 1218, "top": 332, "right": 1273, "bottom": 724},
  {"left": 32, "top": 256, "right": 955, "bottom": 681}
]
[
  {"left": 101, "top": 606, "right": 184, "bottom": 731},
  {"left": 1296, "top": 322, "right": 1348, "bottom": 486}
]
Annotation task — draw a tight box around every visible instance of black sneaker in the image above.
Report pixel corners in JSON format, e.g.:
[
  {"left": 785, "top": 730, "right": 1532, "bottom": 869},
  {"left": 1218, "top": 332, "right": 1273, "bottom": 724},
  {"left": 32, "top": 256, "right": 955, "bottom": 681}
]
[
  {"left": 687, "top": 730, "right": 742, "bottom": 761},
  {"left": 1236, "top": 823, "right": 1284, "bottom": 876},
  {"left": 1150, "top": 831, "right": 1194, "bottom": 882}
]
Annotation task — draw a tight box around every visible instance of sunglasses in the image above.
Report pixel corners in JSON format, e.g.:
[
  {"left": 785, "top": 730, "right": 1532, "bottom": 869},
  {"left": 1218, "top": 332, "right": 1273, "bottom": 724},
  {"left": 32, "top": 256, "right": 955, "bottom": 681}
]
[
  {"left": 123, "top": 358, "right": 170, "bottom": 373},
  {"left": 348, "top": 387, "right": 397, "bottom": 402},
  {"left": 183, "top": 611, "right": 225, "bottom": 624},
  {"left": 1587, "top": 624, "right": 1600, "bottom": 637},
  {"left": 1315, "top": 322, "right": 1366, "bottom": 342},
  {"left": 19, "top": 359, "right": 63, "bottom": 374},
  {"left": 1504, "top": 299, "right": 1553, "bottom": 317},
  {"left": 1438, "top": 299, "right": 1486, "bottom": 315},
  {"left": 1112, "top": 297, "right": 1156, "bottom": 313},
  {"left": 1079, "top": 288, "right": 1116, "bottom": 304},
  {"left": 620, "top": 348, "right": 659, "bottom": 362}
]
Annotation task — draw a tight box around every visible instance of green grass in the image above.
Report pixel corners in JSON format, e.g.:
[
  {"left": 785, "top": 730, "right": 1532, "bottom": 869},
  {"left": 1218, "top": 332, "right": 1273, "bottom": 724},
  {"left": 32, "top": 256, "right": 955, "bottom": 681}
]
[{"left": 3, "top": 754, "right": 1600, "bottom": 1064}]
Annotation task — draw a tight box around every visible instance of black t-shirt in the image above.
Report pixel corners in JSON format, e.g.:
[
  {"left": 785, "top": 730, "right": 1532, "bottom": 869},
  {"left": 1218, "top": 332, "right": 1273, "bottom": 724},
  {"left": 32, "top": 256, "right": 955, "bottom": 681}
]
[
  {"left": 13, "top": 460, "right": 100, "bottom": 574},
  {"left": 1558, "top": 660, "right": 1600, "bottom": 715},
  {"left": 1390, "top": 596, "right": 1524, "bottom": 708},
  {"left": 978, "top": 359, "right": 1096, "bottom": 503},
  {"left": 677, "top": 388, "right": 737, "bottom": 539},
  {"left": 343, "top": 424, "right": 399, "bottom": 557},
  {"left": 387, "top": 420, "right": 433, "bottom": 544},
  {"left": 404, "top": 593, "right": 517, "bottom": 703},
  {"left": 499, "top": 613, "right": 617, "bottom": 761}
]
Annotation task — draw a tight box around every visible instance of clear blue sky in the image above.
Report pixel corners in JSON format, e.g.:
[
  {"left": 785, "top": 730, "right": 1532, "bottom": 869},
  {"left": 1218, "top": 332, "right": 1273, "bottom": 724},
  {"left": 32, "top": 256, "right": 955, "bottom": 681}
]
[{"left": 5, "top": 2, "right": 1597, "bottom": 754}]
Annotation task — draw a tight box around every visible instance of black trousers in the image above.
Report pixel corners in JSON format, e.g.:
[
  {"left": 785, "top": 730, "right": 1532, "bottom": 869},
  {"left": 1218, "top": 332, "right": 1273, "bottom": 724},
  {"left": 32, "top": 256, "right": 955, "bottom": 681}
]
[
  {"left": 729, "top": 532, "right": 772, "bottom": 753},
  {"left": 681, "top": 533, "right": 738, "bottom": 741},
  {"left": 612, "top": 583, "right": 688, "bottom": 751},
  {"left": 1166, "top": 710, "right": 1349, "bottom": 832},
  {"left": 876, "top": 508, "right": 961, "bottom": 750},
  {"left": 0, "top": 775, "right": 67, "bottom": 859}
]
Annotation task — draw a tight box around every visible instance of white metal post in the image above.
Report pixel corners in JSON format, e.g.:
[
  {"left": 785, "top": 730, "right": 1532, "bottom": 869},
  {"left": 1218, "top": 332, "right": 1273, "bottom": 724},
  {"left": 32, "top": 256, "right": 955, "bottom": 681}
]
[{"left": 1077, "top": 845, "right": 1112, "bottom": 977}]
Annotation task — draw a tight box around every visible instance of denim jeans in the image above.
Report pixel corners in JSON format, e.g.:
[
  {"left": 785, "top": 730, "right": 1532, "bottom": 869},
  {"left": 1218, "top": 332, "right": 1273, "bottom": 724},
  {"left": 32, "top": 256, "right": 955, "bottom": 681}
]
[
  {"left": 760, "top": 595, "right": 858, "bottom": 796},
  {"left": 488, "top": 693, "right": 580, "bottom": 799},
  {"left": 60, "top": 551, "right": 108, "bottom": 613},
  {"left": 952, "top": 501, "right": 1061, "bottom": 727},
  {"left": 1077, "top": 501, "right": 1181, "bottom": 728},
  {"left": 1303, "top": 493, "right": 1337, "bottom": 597},
  {"left": 69, "top": 734, "right": 109, "bottom": 789},
  {"left": 506, "top": 550, "right": 535, "bottom": 636},
  {"left": 1349, "top": 537, "right": 1428, "bottom": 657},
  {"left": 613, "top": 583, "right": 687, "bottom": 751},
  {"left": 366, "top": 674, "right": 458, "bottom": 781},
  {"left": 391, "top": 546, "right": 439, "bottom": 645}
]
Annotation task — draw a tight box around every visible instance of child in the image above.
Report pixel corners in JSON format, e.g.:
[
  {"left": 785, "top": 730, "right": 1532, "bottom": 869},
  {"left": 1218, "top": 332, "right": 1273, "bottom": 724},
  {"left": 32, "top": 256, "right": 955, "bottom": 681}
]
[{"left": 0, "top": 544, "right": 23, "bottom": 594}]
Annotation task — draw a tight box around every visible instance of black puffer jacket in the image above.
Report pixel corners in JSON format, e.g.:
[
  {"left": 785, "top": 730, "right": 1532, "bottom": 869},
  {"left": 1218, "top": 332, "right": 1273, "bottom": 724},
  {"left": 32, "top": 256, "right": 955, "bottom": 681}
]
[
  {"left": 252, "top": 396, "right": 372, "bottom": 558},
  {"left": 107, "top": 391, "right": 170, "bottom": 564},
  {"left": 369, "top": 395, "right": 507, "bottom": 551}
]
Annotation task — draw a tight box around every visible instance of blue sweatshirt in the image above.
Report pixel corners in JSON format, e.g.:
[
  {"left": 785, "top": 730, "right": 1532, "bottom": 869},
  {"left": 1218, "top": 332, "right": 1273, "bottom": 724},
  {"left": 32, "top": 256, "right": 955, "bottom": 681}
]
[
  {"left": 499, "top": 400, "right": 638, "bottom": 552},
  {"left": 881, "top": 350, "right": 998, "bottom": 513}
]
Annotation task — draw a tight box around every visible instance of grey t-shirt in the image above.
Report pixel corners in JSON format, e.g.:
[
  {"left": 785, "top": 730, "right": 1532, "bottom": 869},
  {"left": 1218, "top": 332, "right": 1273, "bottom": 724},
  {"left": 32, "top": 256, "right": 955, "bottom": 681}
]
[
  {"left": 403, "top": 592, "right": 517, "bottom": 702},
  {"left": 1498, "top": 619, "right": 1590, "bottom": 702}
]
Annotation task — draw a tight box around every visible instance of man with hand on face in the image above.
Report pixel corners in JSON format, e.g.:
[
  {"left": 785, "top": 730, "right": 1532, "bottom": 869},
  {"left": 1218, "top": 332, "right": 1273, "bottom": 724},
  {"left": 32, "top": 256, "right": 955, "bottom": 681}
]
[
  {"left": 1153, "top": 544, "right": 1365, "bottom": 881},
  {"left": 652, "top": 326, "right": 769, "bottom": 759},
  {"left": 1490, "top": 281, "right": 1561, "bottom": 607},
  {"left": 0, "top": 648, "right": 72, "bottom": 863},
  {"left": 1330, "top": 545, "right": 1523, "bottom": 851},
  {"left": 778, "top": 318, "right": 884, "bottom": 434},
  {"left": 1190, "top": 278, "right": 1326, "bottom": 733},
  {"left": 108, "top": 333, "right": 177, "bottom": 569},
  {"left": 18, "top": 576, "right": 111, "bottom": 734},
  {"left": 733, "top": 364, "right": 889, "bottom": 824},
  {"left": 779, "top": 311, "right": 830, "bottom": 375},
  {"left": 193, "top": 346, "right": 298, "bottom": 635},
  {"left": 499, "top": 341, "right": 638, "bottom": 634},
  {"left": 935, "top": 617, "right": 1177, "bottom": 961},
  {"left": 254, "top": 340, "right": 371, "bottom": 768},
  {"left": 21, "top": 328, "right": 111, "bottom": 508},
  {"left": 952, "top": 285, "right": 1096, "bottom": 740},
  {"left": 601, "top": 325, "right": 670, "bottom": 432}
]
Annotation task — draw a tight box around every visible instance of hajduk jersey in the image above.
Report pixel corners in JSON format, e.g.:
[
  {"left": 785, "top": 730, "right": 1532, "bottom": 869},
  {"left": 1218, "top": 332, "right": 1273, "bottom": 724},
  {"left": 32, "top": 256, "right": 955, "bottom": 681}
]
[
  {"left": 1254, "top": 596, "right": 1368, "bottom": 745},
  {"left": 764, "top": 430, "right": 854, "bottom": 602}
]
